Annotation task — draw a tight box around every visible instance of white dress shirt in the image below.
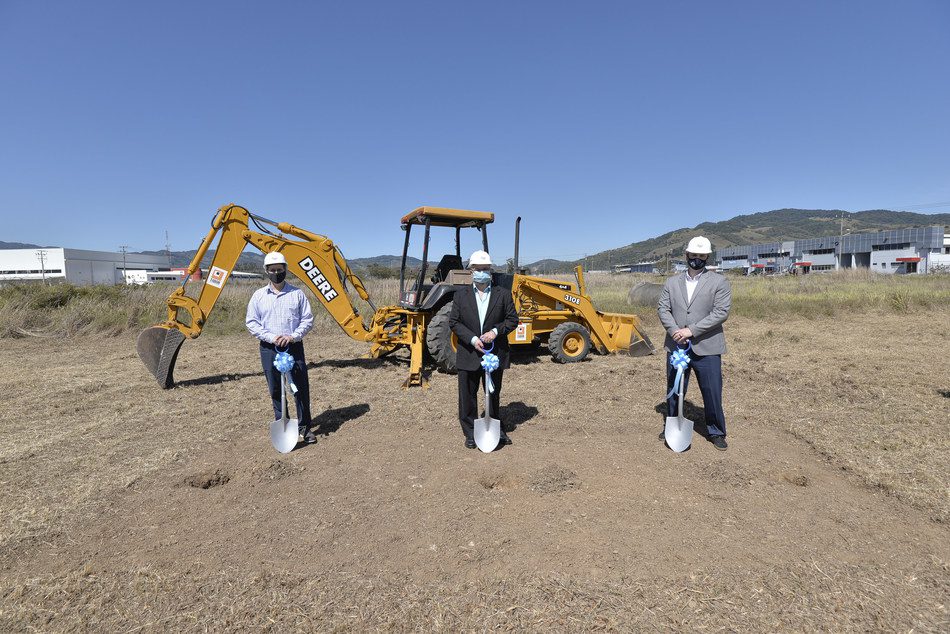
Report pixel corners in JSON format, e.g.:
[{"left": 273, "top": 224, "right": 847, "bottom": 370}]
[
  {"left": 685, "top": 269, "right": 706, "bottom": 303},
  {"left": 245, "top": 282, "right": 314, "bottom": 344},
  {"left": 470, "top": 284, "right": 498, "bottom": 347}
]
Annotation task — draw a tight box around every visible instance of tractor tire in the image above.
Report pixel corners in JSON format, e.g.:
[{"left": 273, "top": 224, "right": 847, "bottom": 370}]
[
  {"left": 426, "top": 302, "right": 458, "bottom": 373},
  {"left": 548, "top": 322, "right": 591, "bottom": 363}
]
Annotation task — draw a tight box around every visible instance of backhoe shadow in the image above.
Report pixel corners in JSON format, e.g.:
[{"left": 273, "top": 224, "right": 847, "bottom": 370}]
[
  {"left": 510, "top": 348, "right": 544, "bottom": 366},
  {"left": 654, "top": 400, "right": 710, "bottom": 440},
  {"left": 314, "top": 403, "right": 371, "bottom": 436},
  {"left": 175, "top": 371, "right": 262, "bottom": 387},
  {"left": 308, "top": 356, "right": 403, "bottom": 371}
]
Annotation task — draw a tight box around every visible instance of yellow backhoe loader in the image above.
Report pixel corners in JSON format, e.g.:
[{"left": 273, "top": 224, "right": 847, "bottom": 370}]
[{"left": 137, "top": 203, "right": 653, "bottom": 390}]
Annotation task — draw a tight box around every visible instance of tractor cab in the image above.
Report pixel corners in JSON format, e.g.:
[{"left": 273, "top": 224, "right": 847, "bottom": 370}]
[{"left": 398, "top": 206, "right": 494, "bottom": 310}]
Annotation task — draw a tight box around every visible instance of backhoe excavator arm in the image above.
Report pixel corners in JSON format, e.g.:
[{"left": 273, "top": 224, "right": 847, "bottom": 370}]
[{"left": 137, "top": 203, "right": 376, "bottom": 388}]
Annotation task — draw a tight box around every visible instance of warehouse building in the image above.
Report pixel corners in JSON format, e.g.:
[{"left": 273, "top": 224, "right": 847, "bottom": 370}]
[
  {"left": 716, "top": 226, "right": 948, "bottom": 274},
  {"left": 612, "top": 261, "right": 660, "bottom": 273},
  {"left": 0, "top": 248, "right": 169, "bottom": 285}
]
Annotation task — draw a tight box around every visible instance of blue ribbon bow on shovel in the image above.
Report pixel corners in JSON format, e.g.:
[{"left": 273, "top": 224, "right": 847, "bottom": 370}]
[
  {"left": 273, "top": 347, "right": 298, "bottom": 395},
  {"left": 666, "top": 340, "right": 691, "bottom": 400},
  {"left": 480, "top": 342, "right": 500, "bottom": 393}
]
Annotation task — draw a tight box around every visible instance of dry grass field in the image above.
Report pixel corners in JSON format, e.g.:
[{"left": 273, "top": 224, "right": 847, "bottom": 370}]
[{"left": 1, "top": 271, "right": 948, "bottom": 631}]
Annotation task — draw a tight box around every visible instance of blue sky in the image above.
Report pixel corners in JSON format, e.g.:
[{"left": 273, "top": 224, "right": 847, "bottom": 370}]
[{"left": 1, "top": 1, "right": 948, "bottom": 263}]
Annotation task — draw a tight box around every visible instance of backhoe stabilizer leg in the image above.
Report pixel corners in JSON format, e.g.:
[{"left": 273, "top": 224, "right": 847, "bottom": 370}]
[
  {"left": 137, "top": 326, "right": 187, "bottom": 389},
  {"left": 401, "top": 335, "right": 429, "bottom": 389}
]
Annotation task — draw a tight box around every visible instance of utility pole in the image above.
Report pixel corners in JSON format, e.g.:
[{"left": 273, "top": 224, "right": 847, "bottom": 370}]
[
  {"left": 119, "top": 245, "right": 128, "bottom": 285},
  {"left": 837, "top": 212, "right": 845, "bottom": 270},
  {"left": 35, "top": 249, "right": 48, "bottom": 285},
  {"left": 165, "top": 230, "right": 172, "bottom": 268}
]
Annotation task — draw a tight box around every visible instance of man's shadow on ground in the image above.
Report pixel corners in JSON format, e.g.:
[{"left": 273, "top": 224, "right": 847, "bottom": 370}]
[
  {"left": 313, "top": 403, "right": 371, "bottom": 436},
  {"left": 476, "top": 401, "right": 538, "bottom": 453},
  {"left": 501, "top": 401, "right": 539, "bottom": 434}
]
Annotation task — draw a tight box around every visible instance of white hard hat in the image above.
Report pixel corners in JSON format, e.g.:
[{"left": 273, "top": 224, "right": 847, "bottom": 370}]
[
  {"left": 685, "top": 236, "right": 712, "bottom": 255},
  {"left": 263, "top": 251, "right": 287, "bottom": 267},
  {"left": 468, "top": 250, "right": 493, "bottom": 266}
]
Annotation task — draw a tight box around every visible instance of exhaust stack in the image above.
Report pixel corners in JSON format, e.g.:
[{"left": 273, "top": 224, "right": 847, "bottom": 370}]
[{"left": 513, "top": 216, "right": 521, "bottom": 272}]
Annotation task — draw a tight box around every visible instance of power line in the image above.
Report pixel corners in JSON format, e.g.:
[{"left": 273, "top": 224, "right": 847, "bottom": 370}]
[{"left": 881, "top": 200, "right": 950, "bottom": 211}]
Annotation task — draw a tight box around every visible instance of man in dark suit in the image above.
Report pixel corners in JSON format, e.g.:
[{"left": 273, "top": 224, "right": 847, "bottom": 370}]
[{"left": 449, "top": 250, "right": 520, "bottom": 449}]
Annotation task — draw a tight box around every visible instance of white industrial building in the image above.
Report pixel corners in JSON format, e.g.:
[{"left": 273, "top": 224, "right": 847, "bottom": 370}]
[
  {"left": 0, "top": 248, "right": 169, "bottom": 285},
  {"left": 716, "top": 226, "right": 950, "bottom": 274},
  {"left": 123, "top": 269, "right": 187, "bottom": 285}
]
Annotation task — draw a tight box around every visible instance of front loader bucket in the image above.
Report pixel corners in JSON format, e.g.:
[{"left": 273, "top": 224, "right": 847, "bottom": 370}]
[
  {"left": 137, "top": 326, "right": 186, "bottom": 389},
  {"left": 597, "top": 312, "right": 656, "bottom": 357},
  {"left": 628, "top": 332, "right": 655, "bottom": 357}
]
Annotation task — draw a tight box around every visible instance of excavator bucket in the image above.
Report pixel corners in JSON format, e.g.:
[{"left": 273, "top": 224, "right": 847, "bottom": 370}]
[{"left": 137, "top": 326, "right": 186, "bottom": 389}]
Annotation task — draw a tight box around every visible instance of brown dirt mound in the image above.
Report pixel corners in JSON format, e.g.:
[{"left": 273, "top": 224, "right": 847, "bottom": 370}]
[
  {"left": 182, "top": 469, "right": 230, "bottom": 489},
  {"left": 530, "top": 465, "right": 581, "bottom": 494}
]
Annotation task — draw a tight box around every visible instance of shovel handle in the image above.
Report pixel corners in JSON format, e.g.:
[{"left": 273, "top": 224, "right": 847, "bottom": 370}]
[
  {"left": 280, "top": 373, "right": 289, "bottom": 421},
  {"left": 677, "top": 367, "right": 685, "bottom": 418}
]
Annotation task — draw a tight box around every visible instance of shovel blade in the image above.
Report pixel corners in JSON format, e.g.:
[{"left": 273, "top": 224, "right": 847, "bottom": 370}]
[
  {"left": 137, "top": 326, "right": 186, "bottom": 389},
  {"left": 664, "top": 415, "right": 694, "bottom": 453},
  {"left": 474, "top": 416, "right": 501, "bottom": 453},
  {"left": 270, "top": 416, "right": 299, "bottom": 454}
]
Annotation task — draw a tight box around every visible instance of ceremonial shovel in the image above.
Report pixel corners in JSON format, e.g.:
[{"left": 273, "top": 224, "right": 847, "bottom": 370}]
[
  {"left": 474, "top": 380, "right": 501, "bottom": 452},
  {"left": 474, "top": 345, "right": 501, "bottom": 453},
  {"left": 269, "top": 373, "right": 299, "bottom": 454},
  {"left": 664, "top": 368, "right": 694, "bottom": 453}
]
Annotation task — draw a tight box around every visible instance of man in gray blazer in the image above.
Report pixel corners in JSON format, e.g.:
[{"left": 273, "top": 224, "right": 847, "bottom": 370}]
[{"left": 657, "top": 236, "right": 732, "bottom": 450}]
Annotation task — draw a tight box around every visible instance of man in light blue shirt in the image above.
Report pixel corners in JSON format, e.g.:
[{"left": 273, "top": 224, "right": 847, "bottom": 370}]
[{"left": 246, "top": 251, "right": 316, "bottom": 444}]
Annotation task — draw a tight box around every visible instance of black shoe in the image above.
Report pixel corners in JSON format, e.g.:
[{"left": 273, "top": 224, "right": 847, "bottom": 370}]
[
  {"left": 499, "top": 435, "right": 513, "bottom": 446},
  {"left": 711, "top": 436, "right": 728, "bottom": 451},
  {"left": 658, "top": 430, "right": 666, "bottom": 441},
  {"left": 300, "top": 428, "right": 316, "bottom": 444},
  {"left": 464, "top": 439, "right": 476, "bottom": 449}
]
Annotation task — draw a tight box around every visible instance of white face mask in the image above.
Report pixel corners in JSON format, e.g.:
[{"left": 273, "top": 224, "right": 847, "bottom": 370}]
[{"left": 472, "top": 270, "right": 492, "bottom": 284}]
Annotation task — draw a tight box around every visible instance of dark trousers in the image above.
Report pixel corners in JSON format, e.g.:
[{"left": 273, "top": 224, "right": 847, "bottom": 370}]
[
  {"left": 458, "top": 368, "right": 507, "bottom": 441},
  {"left": 260, "top": 341, "right": 311, "bottom": 429},
  {"left": 666, "top": 351, "right": 726, "bottom": 438}
]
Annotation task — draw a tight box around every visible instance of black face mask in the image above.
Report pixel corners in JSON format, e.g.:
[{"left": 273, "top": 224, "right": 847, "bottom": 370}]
[
  {"left": 687, "top": 257, "right": 707, "bottom": 271},
  {"left": 267, "top": 270, "right": 287, "bottom": 284}
]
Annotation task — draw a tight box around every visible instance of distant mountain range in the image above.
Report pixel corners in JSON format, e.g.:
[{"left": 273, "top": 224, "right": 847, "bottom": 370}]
[
  {"left": 523, "top": 208, "right": 950, "bottom": 273},
  {"left": 0, "top": 240, "right": 45, "bottom": 249},
  {"left": 134, "top": 250, "right": 432, "bottom": 273},
  {"left": 4, "top": 208, "right": 948, "bottom": 275},
  {"left": 0, "top": 239, "right": 431, "bottom": 273}
]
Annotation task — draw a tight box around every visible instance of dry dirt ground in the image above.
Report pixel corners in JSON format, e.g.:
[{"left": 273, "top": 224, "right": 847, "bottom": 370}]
[{"left": 1, "top": 313, "right": 948, "bottom": 631}]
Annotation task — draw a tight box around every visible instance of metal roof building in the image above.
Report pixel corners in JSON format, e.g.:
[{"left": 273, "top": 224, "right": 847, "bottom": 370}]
[
  {"left": 716, "top": 226, "right": 948, "bottom": 274},
  {"left": 0, "top": 248, "right": 169, "bottom": 285}
]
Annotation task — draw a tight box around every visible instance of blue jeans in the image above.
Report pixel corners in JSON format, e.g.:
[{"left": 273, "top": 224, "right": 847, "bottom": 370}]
[
  {"left": 666, "top": 350, "right": 726, "bottom": 438},
  {"left": 260, "top": 341, "right": 311, "bottom": 429}
]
